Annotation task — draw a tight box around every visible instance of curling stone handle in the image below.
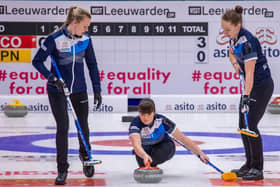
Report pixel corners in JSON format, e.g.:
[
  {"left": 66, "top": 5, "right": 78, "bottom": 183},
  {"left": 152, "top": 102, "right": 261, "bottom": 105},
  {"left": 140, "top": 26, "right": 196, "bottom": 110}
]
[
  {"left": 13, "top": 99, "right": 21, "bottom": 105},
  {"left": 145, "top": 161, "right": 151, "bottom": 168}
]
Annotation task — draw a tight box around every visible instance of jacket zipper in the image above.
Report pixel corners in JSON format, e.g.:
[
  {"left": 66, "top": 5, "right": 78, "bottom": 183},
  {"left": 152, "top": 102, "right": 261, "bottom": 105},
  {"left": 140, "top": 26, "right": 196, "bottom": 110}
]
[{"left": 70, "top": 38, "right": 75, "bottom": 93}]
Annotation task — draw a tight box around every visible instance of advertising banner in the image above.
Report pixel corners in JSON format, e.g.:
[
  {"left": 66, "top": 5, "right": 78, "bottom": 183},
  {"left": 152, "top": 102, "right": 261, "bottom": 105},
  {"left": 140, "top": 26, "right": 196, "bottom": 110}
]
[
  {"left": 0, "top": 1, "right": 279, "bottom": 97},
  {"left": 0, "top": 95, "right": 127, "bottom": 113}
]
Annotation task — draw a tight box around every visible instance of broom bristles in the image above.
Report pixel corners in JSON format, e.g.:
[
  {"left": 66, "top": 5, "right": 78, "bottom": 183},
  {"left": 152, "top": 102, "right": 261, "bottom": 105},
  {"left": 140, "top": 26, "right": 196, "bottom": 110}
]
[
  {"left": 221, "top": 172, "right": 237, "bottom": 181},
  {"left": 238, "top": 129, "right": 259, "bottom": 138},
  {"left": 83, "top": 159, "right": 102, "bottom": 166}
]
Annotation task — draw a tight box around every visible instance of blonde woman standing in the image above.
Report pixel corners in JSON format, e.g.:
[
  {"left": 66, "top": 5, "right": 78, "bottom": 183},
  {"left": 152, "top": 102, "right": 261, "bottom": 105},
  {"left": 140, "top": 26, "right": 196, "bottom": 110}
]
[{"left": 33, "top": 6, "right": 102, "bottom": 185}]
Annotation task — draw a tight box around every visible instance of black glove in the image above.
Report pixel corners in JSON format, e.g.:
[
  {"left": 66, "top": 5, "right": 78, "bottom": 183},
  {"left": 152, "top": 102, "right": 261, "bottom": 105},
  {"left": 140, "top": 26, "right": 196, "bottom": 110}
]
[
  {"left": 94, "top": 93, "right": 102, "bottom": 109},
  {"left": 53, "top": 78, "right": 67, "bottom": 93},
  {"left": 241, "top": 95, "right": 250, "bottom": 113}
]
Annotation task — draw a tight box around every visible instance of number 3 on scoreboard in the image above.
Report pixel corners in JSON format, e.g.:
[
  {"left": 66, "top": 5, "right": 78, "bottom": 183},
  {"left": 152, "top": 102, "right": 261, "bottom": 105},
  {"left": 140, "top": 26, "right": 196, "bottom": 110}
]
[
  {"left": 195, "top": 37, "right": 208, "bottom": 64},
  {"left": 197, "top": 37, "right": 206, "bottom": 48}
]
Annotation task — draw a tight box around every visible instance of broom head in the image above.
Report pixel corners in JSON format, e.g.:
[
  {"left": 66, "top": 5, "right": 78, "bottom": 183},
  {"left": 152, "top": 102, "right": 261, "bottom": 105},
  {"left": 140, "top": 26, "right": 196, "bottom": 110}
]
[
  {"left": 238, "top": 128, "right": 258, "bottom": 138},
  {"left": 83, "top": 159, "right": 102, "bottom": 166},
  {"left": 221, "top": 172, "right": 237, "bottom": 181}
]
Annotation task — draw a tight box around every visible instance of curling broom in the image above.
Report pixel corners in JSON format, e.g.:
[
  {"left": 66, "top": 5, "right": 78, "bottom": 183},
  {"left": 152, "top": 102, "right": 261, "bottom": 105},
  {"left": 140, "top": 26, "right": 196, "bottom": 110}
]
[
  {"left": 168, "top": 134, "right": 237, "bottom": 181},
  {"left": 51, "top": 56, "right": 102, "bottom": 166},
  {"left": 237, "top": 73, "right": 258, "bottom": 138}
]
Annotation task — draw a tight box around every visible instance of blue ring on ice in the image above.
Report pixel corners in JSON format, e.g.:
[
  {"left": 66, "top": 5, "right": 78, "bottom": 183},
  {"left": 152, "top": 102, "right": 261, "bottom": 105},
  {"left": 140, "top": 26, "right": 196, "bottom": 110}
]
[{"left": 0, "top": 131, "right": 279, "bottom": 155}]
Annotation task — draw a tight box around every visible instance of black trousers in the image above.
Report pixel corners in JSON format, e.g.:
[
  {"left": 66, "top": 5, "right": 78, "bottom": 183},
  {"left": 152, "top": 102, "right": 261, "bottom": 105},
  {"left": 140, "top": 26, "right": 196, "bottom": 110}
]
[
  {"left": 48, "top": 92, "right": 91, "bottom": 173},
  {"left": 135, "top": 138, "right": 176, "bottom": 167},
  {"left": 239, "top": 77, "right": 274, "bottom": 170}
]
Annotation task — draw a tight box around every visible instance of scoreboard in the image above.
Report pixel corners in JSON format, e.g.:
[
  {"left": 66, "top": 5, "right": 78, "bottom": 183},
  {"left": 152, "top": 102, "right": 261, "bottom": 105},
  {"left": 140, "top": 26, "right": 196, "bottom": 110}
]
[
  {"left": 1, "top": 21, "right": 209, "bottom": 65},
  {"left": 0, "top": 22, "right": 208, "bottom": 36}
]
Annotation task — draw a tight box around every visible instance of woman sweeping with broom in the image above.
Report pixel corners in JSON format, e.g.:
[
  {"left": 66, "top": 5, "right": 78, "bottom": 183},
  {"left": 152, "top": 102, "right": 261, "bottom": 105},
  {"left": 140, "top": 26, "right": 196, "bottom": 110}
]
[{"left": 221, "top": 5, "right": 274, "bottom": 180}]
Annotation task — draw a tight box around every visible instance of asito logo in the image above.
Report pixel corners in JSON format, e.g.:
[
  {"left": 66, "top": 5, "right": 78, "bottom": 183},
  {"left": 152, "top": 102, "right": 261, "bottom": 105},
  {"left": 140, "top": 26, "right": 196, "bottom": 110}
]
[
  {"left": 213, "top": 27, "right": 280, "bottom": 58},
  {"left": 93, "top": 104, "right": 114, "bottom": 112},
  {"left": 173, "top": 102, "right": 195, "bottom": 111},
  {"left": 216, "top": 29, "right": 229, "bottom": 46},
  {"left": 256, "top": 27, "right": 279, "bottom": 58},
  {"left": 164, "top": 103, "right": 195, "bottom": 111},
  {"left": 256, "top": 27, "right": 277, "bottom": 45}
]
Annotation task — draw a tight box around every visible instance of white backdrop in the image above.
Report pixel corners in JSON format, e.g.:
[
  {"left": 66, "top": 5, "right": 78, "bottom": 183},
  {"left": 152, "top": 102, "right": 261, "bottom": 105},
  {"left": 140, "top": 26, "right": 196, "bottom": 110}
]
[{"left": 0, "top": 1, "right": 279, "bottom": 98}]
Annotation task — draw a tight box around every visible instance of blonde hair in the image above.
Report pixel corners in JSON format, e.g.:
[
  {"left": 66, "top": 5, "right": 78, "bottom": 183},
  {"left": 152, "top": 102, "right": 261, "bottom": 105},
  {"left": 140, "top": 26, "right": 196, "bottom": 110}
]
[{"left": 62, "top": 6, "right": 91, "bottom": 28}]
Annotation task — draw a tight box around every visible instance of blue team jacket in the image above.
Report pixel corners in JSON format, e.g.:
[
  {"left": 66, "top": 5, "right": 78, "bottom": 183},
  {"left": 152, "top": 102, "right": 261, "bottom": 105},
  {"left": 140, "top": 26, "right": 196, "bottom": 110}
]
[
  {"left": 129, "top": 114, "right": 176, "bottom": 146},
  {"left": 229, "top": 27, "right": 271, "bottom": 87},
  {"left": 32, "top": 28, "right": 101, "bottom": 94}
]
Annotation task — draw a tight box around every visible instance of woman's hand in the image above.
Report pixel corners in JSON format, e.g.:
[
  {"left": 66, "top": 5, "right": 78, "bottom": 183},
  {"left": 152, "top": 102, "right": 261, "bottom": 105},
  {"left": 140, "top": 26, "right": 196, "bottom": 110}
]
[
  {"left": 232, "top": 62, "right": 242, "bottom": 74},
  {"left": 143, "top": 154, "right": 153, "bottom": 166},
  {"left": 199, "top": 152, "right": 209, "bottom": 164},
  {"left": 229, "top": 48, "right": 242, "bottom": 74}
]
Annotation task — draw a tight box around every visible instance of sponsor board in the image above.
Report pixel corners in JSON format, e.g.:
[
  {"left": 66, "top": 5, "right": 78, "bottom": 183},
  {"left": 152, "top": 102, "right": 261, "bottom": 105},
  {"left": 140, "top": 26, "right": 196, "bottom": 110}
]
[
  {"left": 0, "top": 1, "right": 279, "bottom": 96},
  {"left": 151, "top": 94, "right": 240, "bottom": 113},
  {"left": 151, "top": 94, "right": 279, "bottom": 113},
  {"left": 0, "top": 95, "right": 127, "bottom": 113},
  {"left": 188, "top": 5, "right": 274, "bottom": 17}
]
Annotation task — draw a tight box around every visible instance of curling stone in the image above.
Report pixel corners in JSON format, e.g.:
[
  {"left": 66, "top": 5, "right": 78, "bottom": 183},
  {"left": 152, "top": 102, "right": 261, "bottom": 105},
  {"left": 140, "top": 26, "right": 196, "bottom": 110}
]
[
  {"left": 4, "top": 99, "right": 28, "bottom": 117},
  {"left": 267, "top": 97, "right": 280, "bottom": 114},
  {"left": 133, "top": 162, "right": 163, "bottom": 183}
]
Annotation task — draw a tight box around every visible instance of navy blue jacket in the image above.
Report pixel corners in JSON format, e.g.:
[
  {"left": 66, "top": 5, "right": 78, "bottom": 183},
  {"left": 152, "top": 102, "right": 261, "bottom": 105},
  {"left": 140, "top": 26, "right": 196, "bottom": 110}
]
[
  {"left": 230, "top": 27, "right": 271, "bottom": 87},
  {"left": 129, "top": 114, "right": 176, "bottom": 146},
  {"left": 32, "top": 28, "right": 101, "bottom": 94}
]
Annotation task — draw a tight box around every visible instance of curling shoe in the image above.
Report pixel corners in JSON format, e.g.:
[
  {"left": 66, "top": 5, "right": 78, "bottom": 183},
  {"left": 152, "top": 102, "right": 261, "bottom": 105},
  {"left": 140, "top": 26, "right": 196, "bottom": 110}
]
[
  {"left": 231, "top": 165, "right": 250, "bottom": 177},
  {"left": 55, "top": 172, "right": 67, "bottom": 185},
  {"left": 242, "top": 168, "right": 263, "bottom": 181}
]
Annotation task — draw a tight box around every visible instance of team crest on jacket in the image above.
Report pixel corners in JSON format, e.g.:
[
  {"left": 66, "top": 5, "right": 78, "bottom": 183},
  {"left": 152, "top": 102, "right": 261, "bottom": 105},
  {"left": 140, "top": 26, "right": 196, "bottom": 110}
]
[{"left": 59, "top": 41, "right": 71, "bottom": 52}]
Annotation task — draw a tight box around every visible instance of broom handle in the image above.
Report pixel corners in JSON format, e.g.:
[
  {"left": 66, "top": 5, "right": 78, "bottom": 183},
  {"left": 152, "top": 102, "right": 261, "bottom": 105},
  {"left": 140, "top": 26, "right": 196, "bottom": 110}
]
[
  {"left": 168, "top": 133, "right": 224, "bottom": 174},
  {"left": 50, "top": 56, "right": 93, "bottom": 160},
  {"left": 240, "top": 73, "right": 251, "bottom": 129},
  {"left": 244, "top": 111, "right": 250, "bottom": 129},
  {"left": 204, "top": 159, "right": 224, "bottom": 174}
]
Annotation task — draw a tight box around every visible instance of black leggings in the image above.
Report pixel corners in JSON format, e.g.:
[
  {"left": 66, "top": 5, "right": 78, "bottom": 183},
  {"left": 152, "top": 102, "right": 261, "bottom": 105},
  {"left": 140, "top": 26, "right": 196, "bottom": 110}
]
[
  {"left": 48, "top": 92, "right": 90, "bottom": 173},
  {"left": 239, "top": 77, "right": 274, "bottom": 170},
  {"left": 135, "top": 139, "right": 176, "bottom": 167}
]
